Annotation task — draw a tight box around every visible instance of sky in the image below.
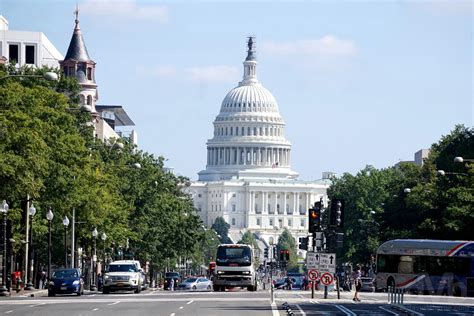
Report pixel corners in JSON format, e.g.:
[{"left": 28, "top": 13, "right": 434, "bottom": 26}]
[{"left": 1, "top": 0, "right": 472, "bottom": 181}]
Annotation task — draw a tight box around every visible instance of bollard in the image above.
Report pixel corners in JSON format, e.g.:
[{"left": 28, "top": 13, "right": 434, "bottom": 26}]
[{"left": 388, "top": 286, "right": 404, "bottom": 305}]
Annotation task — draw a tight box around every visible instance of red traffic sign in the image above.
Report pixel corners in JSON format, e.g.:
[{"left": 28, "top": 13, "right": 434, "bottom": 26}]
[
  {"left": 320, "top": 272, "right": 334, "bottom": 286},
  {"left": 308, "top": 269, "right": 319, "bottom": 281}
]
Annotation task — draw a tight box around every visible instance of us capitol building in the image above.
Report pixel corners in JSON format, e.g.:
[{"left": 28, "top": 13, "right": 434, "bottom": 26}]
[{"left": 188, "top": 37, "right": 330, "bottom": 247}]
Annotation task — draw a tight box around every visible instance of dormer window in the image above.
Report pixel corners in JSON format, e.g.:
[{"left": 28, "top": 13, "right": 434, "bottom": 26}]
[
  {"left": 87, "top": 67, "right": 92, "bottom": 80},
  {"left": 87, "top": 95, "right": 92, "bottom": 105}
]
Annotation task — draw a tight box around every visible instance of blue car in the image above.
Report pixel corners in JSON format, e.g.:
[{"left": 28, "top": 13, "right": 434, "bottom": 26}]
[{"left": 48, "top": 268, "right": 84, "bottom": 296}]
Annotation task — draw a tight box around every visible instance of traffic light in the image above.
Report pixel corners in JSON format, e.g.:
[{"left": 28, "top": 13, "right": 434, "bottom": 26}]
[
  {"left": 308, "top": 201, "right": 322, "bottom": 233},
  {"left": 298, "top": 236, "right": 308, "bottom": 250},
  {"left": 336, "top": 233, "right": 344, "bottom": 248},
  {"left": 279, "top": 250, "right": 284, "bottom": 261},
  {"left": 285, "top": 250, "right": 290, "bottom": 261},
  {"left": 329, "top": 199, "right": 344, "bottom": 227},
  {"left": 264, "top": 247, "right": 269, "bottom": 259}
]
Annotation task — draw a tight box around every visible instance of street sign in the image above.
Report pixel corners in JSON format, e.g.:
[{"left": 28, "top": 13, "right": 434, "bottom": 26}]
[
  {"left": 318, "top": 253, "right": 336, "bottom": 273},
  {"left": 308, "top": 269, "right": 319, "bottom": 281},
  {"left": 307, "top": 252, "right": 320, "bottom": 269},
  {"left": 320, "top": 272, "right": 334, "bottom": 286}
]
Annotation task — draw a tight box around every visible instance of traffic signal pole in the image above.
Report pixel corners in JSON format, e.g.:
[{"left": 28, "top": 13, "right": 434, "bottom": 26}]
[{"left": 311, "top": 231, "right": 316, "bottom": 299}]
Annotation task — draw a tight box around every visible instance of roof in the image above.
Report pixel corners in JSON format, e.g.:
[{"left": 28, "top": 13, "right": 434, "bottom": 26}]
[
  {"left": 64, "top": 19, "right": 91, "bottom": 62},
  {"left": 96, "top": 105, "right": 135, "bottom": 126},
  {"left": 377, "top": 239, "right": 474, "bottom": 257}
]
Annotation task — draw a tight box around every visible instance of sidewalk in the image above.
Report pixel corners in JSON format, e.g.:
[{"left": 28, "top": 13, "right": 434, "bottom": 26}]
[{"left": 8, "top": 288, "right": 48, "bottom": 298}]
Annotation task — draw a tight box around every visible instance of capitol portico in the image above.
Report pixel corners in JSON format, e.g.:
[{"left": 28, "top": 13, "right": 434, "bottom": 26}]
[{"left": 189, "top": 37, "right": 330, "bottom": 248}]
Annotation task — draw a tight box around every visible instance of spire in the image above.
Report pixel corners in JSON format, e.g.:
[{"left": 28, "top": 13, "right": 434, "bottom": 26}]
[
  {"left": 240, "top": 36, "right": 258, "bottom": 86},
  {"left": 64, "top": 5, "right": 91, "bottom": 62}
]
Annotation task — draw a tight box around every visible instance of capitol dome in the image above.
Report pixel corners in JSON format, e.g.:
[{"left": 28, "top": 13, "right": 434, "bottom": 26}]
[{"left": 198, "top": 37, "right": 298, "bottom": 182}]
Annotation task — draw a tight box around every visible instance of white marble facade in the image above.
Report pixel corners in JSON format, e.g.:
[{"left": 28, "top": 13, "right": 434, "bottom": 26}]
[{"left": 189, "top": 37, "right": 330, "bottom": 246}]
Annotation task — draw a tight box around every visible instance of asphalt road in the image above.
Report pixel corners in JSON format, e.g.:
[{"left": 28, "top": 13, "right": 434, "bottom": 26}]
[{"left": 0, "top": 288, "right": 473, "bottom": 315}]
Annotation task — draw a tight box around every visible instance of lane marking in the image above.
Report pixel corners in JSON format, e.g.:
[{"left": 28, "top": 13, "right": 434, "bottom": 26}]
[
  {"left": 93, "top": 308, "right": 99, "bottom": 311},
  {"left": 90, "top": 294, "right": 97, "bottom": 297},
  {"left": 5, "top": 311, "right": 13, "bottom": 314},
  {"left": 335, "top": 304, "right": 357, "bottom": 316},
  {"left": 108, "top": 301, "right": 120, "bottom": 305},
  {"left": 170, "top": 314, "right": 175, "bottom": 316},
  {"left": 179, "top": 306, "right": 183, "bottom": 309},
  {"left": 379, "top": 306, "right": 399, "bottom": 315},
  {"left": 186, "top": 300, "right": 193, "bottom": 305},
  {"left": 270, "top": 302, "right": 279, "bottom": 316},
  {"left": 295, "top": 304, "right": 307, "bottom": 316},
  {"left": 395, "top": 306, "right": 424, "bottom": 316}
]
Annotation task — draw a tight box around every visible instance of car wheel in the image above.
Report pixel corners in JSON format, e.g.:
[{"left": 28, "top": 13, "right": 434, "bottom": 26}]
[
  {"left": 192, "top": 285, "right": 197, "bottom": 291},
  {"left": 213, "top": 285, "right": 219, "bottom": 292}
]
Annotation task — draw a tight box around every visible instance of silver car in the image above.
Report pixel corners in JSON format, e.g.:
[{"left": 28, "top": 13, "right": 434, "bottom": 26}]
[{"left": 177, "top": 277, "right": 212, "bottom": 291}]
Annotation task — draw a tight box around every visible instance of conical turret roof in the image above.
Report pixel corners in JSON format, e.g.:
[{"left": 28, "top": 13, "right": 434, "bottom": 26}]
[{"left": 64, "top": 14, "right": 91, "bottom": 62}]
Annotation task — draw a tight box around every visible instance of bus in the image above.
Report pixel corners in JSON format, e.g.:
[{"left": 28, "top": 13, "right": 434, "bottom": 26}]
[
  {"left": 213, "top": 244, "right": 258, "bottom": 292},
  {"left": 375, "top": 239, "right": 474, "bottom": 297}
]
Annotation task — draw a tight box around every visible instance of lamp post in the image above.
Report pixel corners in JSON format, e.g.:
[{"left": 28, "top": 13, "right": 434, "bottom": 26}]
[
  {"left": 0, "top": 200, "right": 9, "bottom": 296},
  {"left": 101, "top": 233, "right": 107, "bottom": 276},
  {"left": 63, "top": 216, "right": 70, "bottom": 268},
  {"left": 46, "top": 208, "right": 54, "bottom": 281},
  {"left": 454, "top": 157, "right": 474, "bottom": 163},
  {"left": 91, "top": 228, "right": 98, "bottom": 291},
  {"left": 25, "top": 203, "right": 36, "bottom": 290}
]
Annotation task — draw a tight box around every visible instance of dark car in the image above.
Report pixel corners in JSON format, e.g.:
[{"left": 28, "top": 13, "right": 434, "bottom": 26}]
[
  {"left": 163, "top": 272, "right": 181, "bottom": 290},
  {"left": 48, "top": 268, "right": 84, "bottom": 296}
]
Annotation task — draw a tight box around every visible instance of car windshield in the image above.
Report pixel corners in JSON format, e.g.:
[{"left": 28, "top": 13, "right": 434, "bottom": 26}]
[
  {"left": 185, "top": 278, "right": 198, "bottom": 283},
  {"left": 53, "top": 270, "right": 78, "bottom": 278},
  {"left": 107, "top": 264, "right": 137, "bottom": 273},
  {"left": 216, "top": 246, "right": 251, "bottom": 266},
  {"left": 165, "top": 272, "right": 180, "bottom": 278}
]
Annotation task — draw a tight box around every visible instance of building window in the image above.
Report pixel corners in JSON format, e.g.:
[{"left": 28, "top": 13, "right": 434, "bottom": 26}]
[
  {"left": 198, "top": 205, "right": 202, "bottom": 212},
  {"left": 9, "top": 44, "right": 19, "bottom": 63},
  {"left": 247, "top": 127, "right": 251, "bottom": 135},
  {"left": 269, "top": 218, "right": 273, "bottom": 227},
  {"left": 232, "top": 204, "right": 236, "bottom": 212},
  {"left": 300, "top": 219, "right": 305, "bottom": 227},
  {"left": 87, "top": 95, "right": 92, "bottom": 105},
  {"left": 233, "top": 193, "right": 236, "bottom": 197},
  {"left": 68, "top": 66, "right": 75, "bottom": 76},
  {"left": 278, "top": 218, "right": 283, "bottom": 228},
  {"left": 232, "top": 218, "right": 236, "bottom": 226},
  {"left": 230, "top": 127, "right": 233, "bottom": 135},
  {"left": 288, "top": 219, "right": 292, "bottom": 227},
  {"left": 87, "top": 67, "right": 92, "bottom": 80},
  {"left": 198, "top": 194, "right": 202, "bottom": 198},
  {"left": 256, "top": 218, "right": 261, "bottom": 226},
  {"left": 236, "top": 127, "right": 239, "bottom": 136},
  {"left": 219, "top": 205, "right": 221, "bottom": 211},
  {"left": 25, "top": 45, "right": 35, "bottom": 64},
  {"left": 241, "top": 127, "right": 244, "bottom": 135},
  {"left": 253, "top": 127, "right": 257, "bottom": 135},
  {"left": 268, "top": 204, "right": 272, "bottom": 214}
]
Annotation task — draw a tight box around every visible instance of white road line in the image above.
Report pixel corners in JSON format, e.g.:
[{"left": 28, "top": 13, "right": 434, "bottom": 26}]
[
  {"left": 186, "top": 300, "right": 193, "bottom": 305},
  {"left": 5, "top": 311, "right": 13, "bottom": 314},
  {"left": 179, "top": 306, "right": 183, "bottom": 309},
  {"left": 107, "top": 301, "right": 120, "bottom": 306},
  {"left": 170, "top": 314, "right": 175, "bottom": 316},
  {"left": 379, "top": 306, "right": 399, "bottom": 315},
  {"left": 295, "top": 304, "right": 306, "bottom": 316},
  {"left": 396, "top": 306, "right": 424, "bottom": 316},
  {"left": 310, "top": 300, "right": 318, "bottom": 304},
  {"left": 90, "top": 294, "right": 97, "bottom": 297},
  {"left": 270, "top": 302, "right": 279, "bottom": 316},
  {"left": 93, "top": 308, "right": 99, "bottom": 311},
  {"left": 335, "top": 304, "right": 356, "bottom": 316}
]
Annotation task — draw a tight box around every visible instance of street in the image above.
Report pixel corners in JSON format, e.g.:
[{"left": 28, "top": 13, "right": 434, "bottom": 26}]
[{"left": 1, "top": 288, "right": 474, "bottom": 315}]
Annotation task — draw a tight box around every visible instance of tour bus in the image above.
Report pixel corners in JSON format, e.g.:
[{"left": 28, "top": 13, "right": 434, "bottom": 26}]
[
  {"left": 213, "top": 244, "right": 258, "bottom": 292},
  {"left": 375, "top": 239, "right": 474, "bottom": 296}
]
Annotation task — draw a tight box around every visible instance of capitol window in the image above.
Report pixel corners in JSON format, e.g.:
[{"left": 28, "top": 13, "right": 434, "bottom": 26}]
[
  {"left": 269, "top": 219, "right": 273, "bottom": 226},
  {"left": 256, "top": 218, "right": 261, "bottom": 226},
  {"left": 288, "top": 219, "right": 292, "bottom": 227},
  {"left": 247, "top": 127, "right": 251, "bottom": 135},
  {"left": 232, "top": 218, "right": 236, "bottom": 226},
  {"left": 232, "top": 204, "right": 236, "bottom": 212},
  {"left": 233, "top": 193, "right": 236, "bottom": 197},
  {"left": 300, "top": 219, "right": 305, "bottom": 227}
]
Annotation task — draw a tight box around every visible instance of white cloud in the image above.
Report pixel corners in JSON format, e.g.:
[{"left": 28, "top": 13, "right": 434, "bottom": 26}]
[
  {"left": 185, "top": 66, "right": 239, "bottom": 83},
  {"left": 81, "top": 0, "right": 168, "bottom": 22},
  {"left": 262, "top": 35, "right": 357, "bottom": 57},
  {"left": 136, "top": 65, "right": 177, "bottom": 77}
]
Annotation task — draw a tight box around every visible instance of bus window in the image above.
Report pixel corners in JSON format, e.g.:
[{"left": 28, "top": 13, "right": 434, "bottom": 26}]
[
  {"left": 398, "top": 256, "right": 414, "bottom": 274},
  {"left": 377, "top": 255, "right": 400, "bottom": 273}
]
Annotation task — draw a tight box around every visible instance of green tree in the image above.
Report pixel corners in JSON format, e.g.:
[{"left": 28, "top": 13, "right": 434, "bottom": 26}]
[
  {"left": 276, "top": 228, "right": 298, "bottom": 271},
  {"left": 211, "top": 217, "right": 232, "bottom": 244}
]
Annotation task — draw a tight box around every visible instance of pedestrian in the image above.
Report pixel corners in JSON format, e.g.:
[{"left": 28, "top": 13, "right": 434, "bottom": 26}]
[
  {"left": 169, "top": 277, "right": 175, "bottom": 291},
  {"left": 352, "top": 264, "right": 362, "bottom": 302}
]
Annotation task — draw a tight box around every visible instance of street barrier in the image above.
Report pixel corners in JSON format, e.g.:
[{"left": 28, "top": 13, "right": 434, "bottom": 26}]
[{"left": 387, "top": 286, "right": 404, "bottom": 305}]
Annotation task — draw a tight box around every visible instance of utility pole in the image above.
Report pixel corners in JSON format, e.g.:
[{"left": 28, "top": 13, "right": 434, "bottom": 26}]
[{"left": 71, "top": 208, "right": 75, "bottom": 268}]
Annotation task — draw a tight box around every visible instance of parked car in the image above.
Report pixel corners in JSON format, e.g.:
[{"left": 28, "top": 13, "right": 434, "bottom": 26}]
[
  {"left": 48, "top": 268, "right": 84, "bottom": 296},
  {"left": 360, "top": 277, "right": 375, "bottom": 292},
  {"left": 177, "top": 277, "right": 212, "bottom": 291},
  {"left": 102, "top": 260, "right": 142, "bottom": 294},
  {"left": 163, "top": 271, "right": 181, "bottom": 290}
]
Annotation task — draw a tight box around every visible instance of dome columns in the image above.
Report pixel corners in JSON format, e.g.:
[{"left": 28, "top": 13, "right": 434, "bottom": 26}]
[{"left": 206, "top": 145, "right": 291, "bottom": 168}]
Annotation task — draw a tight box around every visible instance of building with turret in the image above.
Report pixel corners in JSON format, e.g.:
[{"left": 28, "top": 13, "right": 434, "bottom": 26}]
[{"left": 188, "top": 38, "right": 330, "bottom": 248}]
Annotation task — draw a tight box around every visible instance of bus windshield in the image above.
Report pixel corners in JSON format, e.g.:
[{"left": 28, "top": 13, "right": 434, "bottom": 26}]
[{"left": 216, "top": 246, "right": 252, "bottom": 266}]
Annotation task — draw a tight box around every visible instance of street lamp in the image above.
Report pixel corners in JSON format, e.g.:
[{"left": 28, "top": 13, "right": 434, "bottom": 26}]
[
  {"left": 0, "top": 200, "right": 9, "bottom": 296},
  {"left": 437, "top": 170, "right": 467, "bottom": 177},
  {"left": 91, "top": 228, "right": 98, "bottom": 291},
  {"left": 101, "top": 232, "right": 107, "bottom": 276},
  {"left": 63, "top": 216, "right": 70, "bottom": 268},
  {"left": 0, "top": 72, "right": 59, "bottom": 82},
  {"left": 403, "top": 188, "right": 411, "bottom": 194},
  {"left": 454, "top": 157, "right": 474, "bottom": 163},
  {"left": 25, "top": 203, "right": 36, "bottom": 290},
  {"left": 46, "top": 208, "right": 54, "bottom": 281}
]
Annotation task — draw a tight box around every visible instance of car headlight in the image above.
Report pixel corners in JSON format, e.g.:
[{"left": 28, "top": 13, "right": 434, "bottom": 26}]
[
  {"left": 72, "top": 280, "right": 80, "bottom": 285},
  {"left": 104, "top": 275, "right": 110, "bottom": 280},
  {"left": 48, "top": 281, "right": 54, "bottom": 286},
  {"left": 242, "top": 271, "right": 250, "bottom": 275},
  {"left": 217, "top": 271, "right": 224, "bottom": 275}
]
